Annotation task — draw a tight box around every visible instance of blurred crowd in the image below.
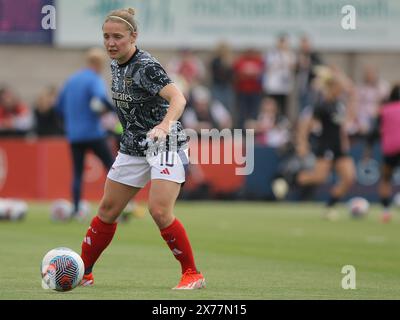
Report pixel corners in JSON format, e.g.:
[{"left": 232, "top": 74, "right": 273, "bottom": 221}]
[{"left": 0, "top": 34, "right": 393, "bottom": 152}]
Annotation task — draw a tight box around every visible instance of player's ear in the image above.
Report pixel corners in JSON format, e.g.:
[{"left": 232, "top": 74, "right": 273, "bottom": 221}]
[{"left": 130, "top": 31, "right": 137, "bottom": 43}]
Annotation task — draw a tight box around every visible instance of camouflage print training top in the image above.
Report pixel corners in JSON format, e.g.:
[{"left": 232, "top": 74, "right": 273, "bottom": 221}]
[{"left": 110, "top": 47, "right": 187, "bottom": 157}]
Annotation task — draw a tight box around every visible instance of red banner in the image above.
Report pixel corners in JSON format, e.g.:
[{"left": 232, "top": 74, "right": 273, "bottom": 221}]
[{"left": 0, "top": 138, "right": 244, "bottom": 201}]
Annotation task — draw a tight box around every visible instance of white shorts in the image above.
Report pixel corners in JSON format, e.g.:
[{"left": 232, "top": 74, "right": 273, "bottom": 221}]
[{"left": 107, "top": 149, "right": 189, "bottom": 188}]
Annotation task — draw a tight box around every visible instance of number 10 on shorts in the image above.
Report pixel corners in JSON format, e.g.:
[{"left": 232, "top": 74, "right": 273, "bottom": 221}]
[{"left": 160, "top": 151, "right": 175, "bottom": 167}]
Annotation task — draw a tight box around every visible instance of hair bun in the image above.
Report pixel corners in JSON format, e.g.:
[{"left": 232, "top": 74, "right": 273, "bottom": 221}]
[{"left": 127, "top": 8, "right": 135, "bottom": 15}]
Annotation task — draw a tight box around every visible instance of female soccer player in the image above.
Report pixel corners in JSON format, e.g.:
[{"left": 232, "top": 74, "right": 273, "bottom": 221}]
[
  {"left": 295, "top": 69, "right": 355, "bottom": 220},
  {"left": 79, "top": 8, "right": 205, "bottom": 290},
  {"left": 365, "top": 84, "right": 400, "bottom": 222}
]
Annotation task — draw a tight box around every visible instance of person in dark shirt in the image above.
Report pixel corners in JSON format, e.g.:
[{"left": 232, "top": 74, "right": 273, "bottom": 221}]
[
  {"left": 209, "top": 42, "right": 234, "bottom": 113},
  {"left": 295, "top": 74, "right": 355, "bottom": 220},
  {"left": 78, "top": 7, "right": 205, "bottom": 290},
  {"left": 33, "top": 86, "right": 64, "bottom": 136}
]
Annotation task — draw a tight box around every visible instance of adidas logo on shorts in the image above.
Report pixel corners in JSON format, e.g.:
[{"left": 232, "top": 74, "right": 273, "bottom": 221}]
[{"left": 160, "top": 168, "right": 170, "bottom": 175}]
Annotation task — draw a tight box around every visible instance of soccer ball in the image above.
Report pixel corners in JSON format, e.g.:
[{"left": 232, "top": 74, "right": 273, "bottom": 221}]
[
  {"left": 50, "top": 199, "right": 73, "bottom": 221},
  {"left": 11, "top": 200, "right": 28, "bottom": 220},
  {"left": 271, "top": 178, "right": 289, "bottom": 200},
  {"left": 348, "top": 197, "right": 370, "bottom": 218},
  {"left": 41, "top": 247, "right": 84, "bottom": 292},
  {"left": 0, "top": 199, "right": 27, "bottom": 221}
]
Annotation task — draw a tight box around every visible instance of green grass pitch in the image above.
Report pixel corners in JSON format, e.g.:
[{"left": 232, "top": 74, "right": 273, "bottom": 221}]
[{"left": 1, "top": 201, "right": 400, "bottom": 300}]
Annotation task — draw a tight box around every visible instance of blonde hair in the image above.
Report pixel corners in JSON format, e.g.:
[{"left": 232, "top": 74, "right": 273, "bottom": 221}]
[
  {"left": 103, "top": 8, "right": 137, "bottom": 33},
  {"left": 86, "top": 47, "right": 107, "bottom": 64}
]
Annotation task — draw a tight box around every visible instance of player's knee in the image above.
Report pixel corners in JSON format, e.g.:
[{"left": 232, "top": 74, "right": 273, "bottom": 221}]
[
  {"left": 148, "top": 204, "right": 170, "bottom": 225},
  {"left": 148, "top": 204, "right": 165, "bottom": 218},
  {"left": 98, "top": 200, "right": 119, "bottom": 223}
]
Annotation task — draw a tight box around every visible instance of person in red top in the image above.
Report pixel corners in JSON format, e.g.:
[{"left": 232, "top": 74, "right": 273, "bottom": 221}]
[
  {"left": 233, "top": 48, "right": 265, "bottom": 129},
  {"left": 167, "top": 48, "right": 206, "bottom": 87},
  {"left": 0, "top": 86, "right": 33, "bottom": 137}
]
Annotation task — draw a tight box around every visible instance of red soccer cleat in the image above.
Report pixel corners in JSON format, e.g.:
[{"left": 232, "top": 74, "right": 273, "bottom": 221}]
[
  {"left": 80, "top": 273, "right": 94, "bottom": 287},
  {"left": 172, "top": 269, "right": 206, "bottom": 290}
]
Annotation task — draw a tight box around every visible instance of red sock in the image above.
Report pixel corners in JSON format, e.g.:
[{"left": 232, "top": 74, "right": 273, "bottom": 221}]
[
  {"left": 81, "top": 216, "right": 117, "bottom": 273},
  {"left": 160, "top": 218, "right": 197, "bottom": 274}
]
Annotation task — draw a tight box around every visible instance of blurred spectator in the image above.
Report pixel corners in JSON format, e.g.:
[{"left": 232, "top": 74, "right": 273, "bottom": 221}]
[
  {"left": 167, "top": 48, "right": 206, "bottom": 87},
  {"left": 56, "top": 47, "right": 115, "bottom": 218},
  {"left": 209, "top": 42, "right": 235, "bottom": 113},
  {"left": 33, "top": 86, "right": 64, "bottom": 136},
  {"left": 349, "top": 65, "right": 390, "bottom": 136},
  {"left": 262, "top": 34, "right": 296, "bottom": 118},
  {"left": 295, "top": 35, "right": 322, "bottom": 113},
  {"left": 182, "top": 85, "right": 232, "bottom": 133},
  {"left": 245, "top": 97, "right": 290, "bottom": 147},
  {"left": 0, "top": 86, "right": 33, "bottom": 137},
  {"left": 233, "top": 48, "right": 264, "bottom": 129}
]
